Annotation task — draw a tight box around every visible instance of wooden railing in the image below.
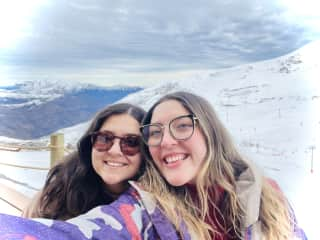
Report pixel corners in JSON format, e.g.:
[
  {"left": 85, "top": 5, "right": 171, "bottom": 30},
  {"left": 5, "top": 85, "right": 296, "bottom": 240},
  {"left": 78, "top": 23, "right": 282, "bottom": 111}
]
[
  {"left": 0, "top": 133, "right": 70, "bottom": 213},
  {"left": 0, "top": 133, "right": 72, "bottom": 169}
]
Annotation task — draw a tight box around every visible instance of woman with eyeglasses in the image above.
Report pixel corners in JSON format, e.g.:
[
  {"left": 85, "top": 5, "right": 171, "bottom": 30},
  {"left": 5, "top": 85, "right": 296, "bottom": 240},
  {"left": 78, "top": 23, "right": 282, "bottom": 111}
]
[
  {"left": 138, "top": 91, "right": 306, "bottom": 239},
  {"left": 22, "top": 103, "right": 146, "bottom": 220}
]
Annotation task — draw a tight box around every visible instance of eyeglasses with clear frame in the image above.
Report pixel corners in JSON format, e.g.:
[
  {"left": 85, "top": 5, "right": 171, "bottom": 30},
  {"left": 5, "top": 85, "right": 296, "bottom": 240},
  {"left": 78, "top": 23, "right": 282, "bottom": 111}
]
[{"left": 140, "top": 114, "right": 198, "bottom": 146}]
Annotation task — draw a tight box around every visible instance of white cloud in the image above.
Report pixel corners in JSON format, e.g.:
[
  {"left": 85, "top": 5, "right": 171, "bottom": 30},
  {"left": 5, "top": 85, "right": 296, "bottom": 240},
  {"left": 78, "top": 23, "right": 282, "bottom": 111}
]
[{"left": 0, "top": 0, "right": 319, "bottom": 86}]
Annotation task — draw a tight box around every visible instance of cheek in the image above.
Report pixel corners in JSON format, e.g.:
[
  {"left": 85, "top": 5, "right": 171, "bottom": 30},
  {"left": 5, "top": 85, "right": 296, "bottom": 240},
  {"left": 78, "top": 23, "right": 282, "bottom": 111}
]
[
  {"left": 132, "top": 154, "right": 142, "bottom": 168},
  {"left": 192, "top": 131, "right": 208, "bottom": 159},
  {"left": 91, "top": 149, "right": 102, "bottom": 167},
  {"left": 198, "top": 140, "right": 207, "bottom": 159},
  {"left": 149, "top": 147, "right": 160, "bottom": 161}
]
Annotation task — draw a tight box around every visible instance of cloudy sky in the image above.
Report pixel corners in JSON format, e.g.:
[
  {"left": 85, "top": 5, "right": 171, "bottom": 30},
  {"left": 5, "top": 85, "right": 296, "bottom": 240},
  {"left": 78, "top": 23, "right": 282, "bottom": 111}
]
[{"left": 0, "top": 0, "right": 319, "bottom": 87}]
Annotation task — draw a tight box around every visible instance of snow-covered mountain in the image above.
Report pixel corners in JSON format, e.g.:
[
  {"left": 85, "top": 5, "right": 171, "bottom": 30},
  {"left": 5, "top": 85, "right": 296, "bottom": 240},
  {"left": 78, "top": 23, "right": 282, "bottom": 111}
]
[
  {"left": 0, "top": 80, "right": 142, "bottom": 139},
  {"left": 59, "top": 40, "right": 320, "bottom": 151},
  {"left": 0, "top": 79, "right": 92, "bottom": 107},
  {"left": 0, "top": 80, "right": 141, "bottom": 108}
]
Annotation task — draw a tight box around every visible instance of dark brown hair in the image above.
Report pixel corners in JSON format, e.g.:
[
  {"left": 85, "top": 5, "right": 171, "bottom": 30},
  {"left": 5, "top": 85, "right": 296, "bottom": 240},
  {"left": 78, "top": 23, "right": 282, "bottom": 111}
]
[{"left": 38, "top": 103, "right": 146, "bottom": 219}]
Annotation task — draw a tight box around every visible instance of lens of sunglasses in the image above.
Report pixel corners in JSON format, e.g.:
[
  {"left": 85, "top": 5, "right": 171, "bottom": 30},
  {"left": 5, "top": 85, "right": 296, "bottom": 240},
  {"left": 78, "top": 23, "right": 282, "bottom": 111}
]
[
  {"left": 119, "top": 135, "right": 140, "bottom": 156},
  {"left": 91, "top": 131, "right": 140, "bottom": 156}
]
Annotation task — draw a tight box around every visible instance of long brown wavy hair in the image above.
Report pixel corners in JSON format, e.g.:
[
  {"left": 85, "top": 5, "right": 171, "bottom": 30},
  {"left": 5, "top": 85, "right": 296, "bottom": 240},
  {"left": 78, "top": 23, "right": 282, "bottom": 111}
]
[
  {"left": 36, "top": 103, "right": 146, "bottom": 220},
  {"left": 140, "top": 91, "right": 295, "bottom": 239}
]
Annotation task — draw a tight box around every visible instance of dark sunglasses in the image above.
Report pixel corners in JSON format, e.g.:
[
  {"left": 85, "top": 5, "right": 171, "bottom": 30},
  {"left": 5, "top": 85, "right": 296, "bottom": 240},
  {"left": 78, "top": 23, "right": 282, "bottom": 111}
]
[{"left": 90, "top": 131, "right": 141, "bottom": 156}]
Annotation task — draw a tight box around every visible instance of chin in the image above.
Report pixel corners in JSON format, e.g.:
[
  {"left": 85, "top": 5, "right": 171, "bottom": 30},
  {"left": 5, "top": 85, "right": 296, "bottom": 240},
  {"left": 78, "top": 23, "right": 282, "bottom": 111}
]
[{"left": 167, "top": 178, "right": 188, "bottom": 187}]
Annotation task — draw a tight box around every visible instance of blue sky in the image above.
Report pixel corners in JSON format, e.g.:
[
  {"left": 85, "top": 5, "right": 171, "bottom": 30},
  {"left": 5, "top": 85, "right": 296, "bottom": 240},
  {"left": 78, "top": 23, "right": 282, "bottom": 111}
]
[{"left": 0, "top": 0, "right": 319, "bottom": 87}]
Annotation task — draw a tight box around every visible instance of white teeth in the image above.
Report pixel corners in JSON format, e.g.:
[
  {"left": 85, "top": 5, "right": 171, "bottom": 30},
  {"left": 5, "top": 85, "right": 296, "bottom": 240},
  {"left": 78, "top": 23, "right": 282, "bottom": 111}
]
[
  {"left": 105, "top": 161, "right": 126, "bottom": 167},
  {"left": 165, "top": 154, "right": 186, "bottom": 163}
]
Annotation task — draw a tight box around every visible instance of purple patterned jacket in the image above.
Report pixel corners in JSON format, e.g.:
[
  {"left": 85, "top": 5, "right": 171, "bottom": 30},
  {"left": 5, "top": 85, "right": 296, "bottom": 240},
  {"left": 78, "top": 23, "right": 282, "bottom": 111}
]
[
  {"left": 0, "top": 180, "right": 307, "bottom": 240},
  {"left": 0, "top": 185, "right": 189, "bottom": 240}
]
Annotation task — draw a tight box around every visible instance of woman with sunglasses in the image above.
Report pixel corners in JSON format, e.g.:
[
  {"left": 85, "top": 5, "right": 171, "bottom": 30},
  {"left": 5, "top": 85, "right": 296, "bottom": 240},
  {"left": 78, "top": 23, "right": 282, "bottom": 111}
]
[
  {"left": 22, "top": 103, "right": 146, "bottom": 220},
  {"left": 138, "top": 91, "right": 306, "bottom": 239},
  {"left": 0, "top": 104, "right": 191, "bottom": 239}
]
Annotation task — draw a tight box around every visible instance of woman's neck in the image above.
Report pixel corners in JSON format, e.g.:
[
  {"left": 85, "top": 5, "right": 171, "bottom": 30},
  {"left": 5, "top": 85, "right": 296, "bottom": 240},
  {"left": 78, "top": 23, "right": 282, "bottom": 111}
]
[{"left": 105, "top": 182, "right": 129, "bottom": 199}]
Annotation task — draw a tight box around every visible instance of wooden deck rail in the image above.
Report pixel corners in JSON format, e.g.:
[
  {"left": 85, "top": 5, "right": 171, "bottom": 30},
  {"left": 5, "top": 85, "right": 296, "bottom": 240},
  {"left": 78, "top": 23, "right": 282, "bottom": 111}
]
[
  {"left": 0, "top": 133, "right": 66, "bottom": 168},
  {"left": 0, "top": 133, "right": 65, "bottom": 213}
]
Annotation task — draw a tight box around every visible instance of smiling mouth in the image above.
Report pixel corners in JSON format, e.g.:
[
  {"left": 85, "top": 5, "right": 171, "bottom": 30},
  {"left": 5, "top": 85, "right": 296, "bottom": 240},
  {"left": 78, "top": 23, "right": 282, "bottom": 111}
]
[
  {"left": 163, "top": 154, "right": 188, "bottom": 164},
  {"left": 104, "top": 161, "right": 128, "bottom": 167}
]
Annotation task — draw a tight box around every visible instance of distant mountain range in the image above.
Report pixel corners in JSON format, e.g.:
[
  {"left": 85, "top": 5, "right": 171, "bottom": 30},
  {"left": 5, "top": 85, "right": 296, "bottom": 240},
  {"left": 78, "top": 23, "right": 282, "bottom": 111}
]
[
  {"left": 0, "top": 80, "right": 142, "bottom": 139},
  {"left": 1, "top": 40, "right": 319, "bottom": 146}
]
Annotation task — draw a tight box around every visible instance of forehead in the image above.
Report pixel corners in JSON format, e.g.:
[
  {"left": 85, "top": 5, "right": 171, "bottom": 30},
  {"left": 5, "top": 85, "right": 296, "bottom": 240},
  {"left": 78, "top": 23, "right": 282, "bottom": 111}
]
[
  {"left": 100, "top": 113, "right": 140, "bottom": 135},
  {"left": 151, "top": 100, "right": 190, "bottom": 124}
]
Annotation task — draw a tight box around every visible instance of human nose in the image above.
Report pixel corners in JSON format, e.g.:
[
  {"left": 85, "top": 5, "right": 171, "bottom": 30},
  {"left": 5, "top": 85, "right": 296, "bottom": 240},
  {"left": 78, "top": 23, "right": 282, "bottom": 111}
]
[
  {"left": 160, "top": 127, "right": 177, "bottom": 147},
  {"left": 107, "top": 139, "right": 122, "bottom": 155}
]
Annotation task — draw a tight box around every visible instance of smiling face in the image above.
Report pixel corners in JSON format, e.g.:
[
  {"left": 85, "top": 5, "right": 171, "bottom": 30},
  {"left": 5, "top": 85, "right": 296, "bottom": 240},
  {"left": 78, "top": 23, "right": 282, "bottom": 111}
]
[
  {"left": 148, "top": 100, "right": 207, "bottom": 186},
  {"left": 91, "top": 113, "right": 142, "bottom": 194}
]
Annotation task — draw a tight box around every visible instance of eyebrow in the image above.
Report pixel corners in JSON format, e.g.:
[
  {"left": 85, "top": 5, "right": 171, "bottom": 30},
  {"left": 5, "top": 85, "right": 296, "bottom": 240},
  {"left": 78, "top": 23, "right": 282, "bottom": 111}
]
[
  {"left": 98, "top": 130, "right": 140, "bottom": 136},
  {"left": 150, "top": 114, "right": 191, "bottom": 124}
]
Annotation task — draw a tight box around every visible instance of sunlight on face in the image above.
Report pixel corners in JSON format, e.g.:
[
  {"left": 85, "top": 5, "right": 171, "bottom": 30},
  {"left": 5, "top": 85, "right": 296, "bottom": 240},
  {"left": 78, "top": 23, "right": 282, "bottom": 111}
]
[{"left": 0, "top": 0, "right": 48, "bottom": 49}]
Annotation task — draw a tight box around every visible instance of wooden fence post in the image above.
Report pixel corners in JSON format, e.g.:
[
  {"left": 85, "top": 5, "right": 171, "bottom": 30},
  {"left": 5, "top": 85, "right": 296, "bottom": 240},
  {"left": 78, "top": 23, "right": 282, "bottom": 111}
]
[{"left": 50, "top": 133, "right": 64, "bottom": 167}]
